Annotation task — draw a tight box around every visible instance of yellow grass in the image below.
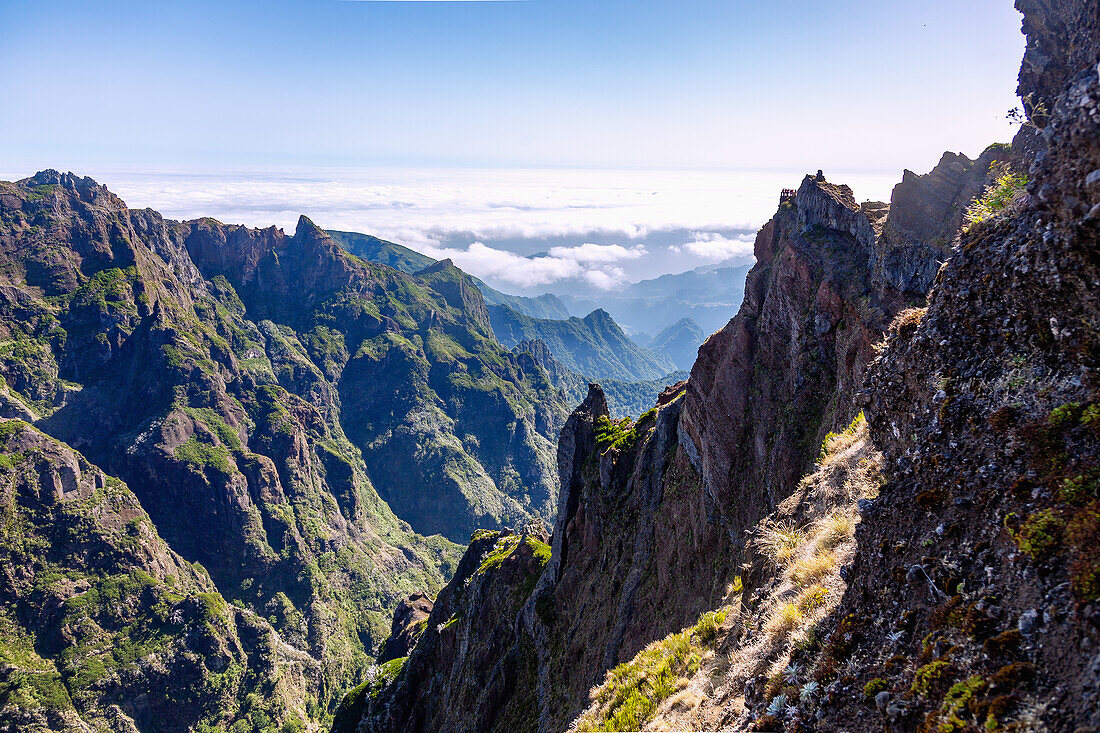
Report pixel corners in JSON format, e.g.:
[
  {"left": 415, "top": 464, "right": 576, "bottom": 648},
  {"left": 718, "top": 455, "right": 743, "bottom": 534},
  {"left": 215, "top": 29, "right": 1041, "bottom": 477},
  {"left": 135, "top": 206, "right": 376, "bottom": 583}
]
[
  {"left": 753, "top": 519, "right": 806, "bottom": 569},
  {"left": 789, "top": 549, "right": 837, "bottom": 586}
]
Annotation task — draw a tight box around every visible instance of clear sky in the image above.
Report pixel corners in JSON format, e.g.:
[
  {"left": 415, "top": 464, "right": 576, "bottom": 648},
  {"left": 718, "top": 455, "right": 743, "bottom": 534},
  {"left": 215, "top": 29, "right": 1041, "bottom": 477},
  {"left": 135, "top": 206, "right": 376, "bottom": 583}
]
[{"left": 2, "top": 0, "right": 1025, "bottom": 173}]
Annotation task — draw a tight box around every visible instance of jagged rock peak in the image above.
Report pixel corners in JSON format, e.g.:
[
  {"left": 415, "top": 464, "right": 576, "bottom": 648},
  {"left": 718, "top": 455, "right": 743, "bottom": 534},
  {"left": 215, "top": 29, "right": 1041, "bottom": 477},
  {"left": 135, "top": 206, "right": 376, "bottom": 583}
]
[
  {"left": 415, "top": 257, "right": 459, "bottom": 276},
  {"left": 795, "top": 172, "right": 879, "bottom": 249},
  {"left": 22, "top": 168, "right": 127, "bottom": 210},
  {"left": 578, "top": 382, "right": 609, "bottom": 418},
  {"left": 583, "top": 308, "right": 615, "bottom": 325},
  {"left": 292, "top": 213, "right": 332, "bottom": 242}
]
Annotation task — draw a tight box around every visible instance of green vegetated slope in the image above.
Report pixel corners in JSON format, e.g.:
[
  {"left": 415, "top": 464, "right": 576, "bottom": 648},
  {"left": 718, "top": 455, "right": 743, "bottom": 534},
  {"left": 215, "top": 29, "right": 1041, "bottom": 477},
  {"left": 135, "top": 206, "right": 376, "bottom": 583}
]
[
  {"left": 0, "top": 172, "right": 566, "bottom": 730},
  {"left": 647, "top": 318, "right": 705, "bottom": 372},
  {"left": 326, "top": 230, "right": 435, "bottom": 275},
  {"left": 0, "top": 420, "right": 322, "bottom": 732},
  {"left": 327, "top": 231, "right": 569, "bottom": 320},
  {"left": 489, "top": 304, "right": 677, "bottom": 382}
]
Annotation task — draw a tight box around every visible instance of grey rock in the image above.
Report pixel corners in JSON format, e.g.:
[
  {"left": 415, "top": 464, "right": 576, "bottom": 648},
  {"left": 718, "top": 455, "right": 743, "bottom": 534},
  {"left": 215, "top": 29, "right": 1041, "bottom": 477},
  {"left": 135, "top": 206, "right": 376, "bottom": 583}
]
[{"left": 1019, "top": 608, "right": 1041, "bottom": 636}]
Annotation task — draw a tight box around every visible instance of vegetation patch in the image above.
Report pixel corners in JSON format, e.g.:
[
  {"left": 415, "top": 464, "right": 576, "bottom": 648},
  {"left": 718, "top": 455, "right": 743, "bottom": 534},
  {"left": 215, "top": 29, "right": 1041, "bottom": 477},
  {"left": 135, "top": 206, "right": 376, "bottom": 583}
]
[
  {"left": 912, "top": 660, "right": 955, "bottom": 697},
  {"left": 863, "top": 677, "right": 888, "bottom": 698},
  {"left": 575, "top": 608, "right": 728, "bottom": 732},
  {"left": 595, "top": 415, "right": 644, "bottom": 454},
  {"left": 175, "top": 435, "right": 234, "bottom": 476},
  {"left": 477, "top": 534, "right": 521, "bottom": 574},
  {"left": 964, "top": 164, "right": 1028, "bottom": 230},
  {"left": 1011, "top": 508, "right": 1064, "bottom": 560}
]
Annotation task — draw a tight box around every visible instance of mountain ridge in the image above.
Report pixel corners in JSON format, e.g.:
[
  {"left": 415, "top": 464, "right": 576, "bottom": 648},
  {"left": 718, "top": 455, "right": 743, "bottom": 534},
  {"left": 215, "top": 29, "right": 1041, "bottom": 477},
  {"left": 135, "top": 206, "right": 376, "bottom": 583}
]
[
  {"left": 0, "top": 170, "right": 566, "bottom": 730},
  {"left": 488, "top": 304, "right": 677, "bottom": 383}
]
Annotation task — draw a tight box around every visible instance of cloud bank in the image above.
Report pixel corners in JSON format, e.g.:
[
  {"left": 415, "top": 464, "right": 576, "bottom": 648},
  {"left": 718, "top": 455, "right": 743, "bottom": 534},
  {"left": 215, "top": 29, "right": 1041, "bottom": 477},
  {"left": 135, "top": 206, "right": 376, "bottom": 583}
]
[
  {"left": 669, "top": 232, "right": 756, "bottom": 261},
  {"left": 412, "top": 241, "right": 644, "bottom": 289},
  {"left": 63, "top": 166, "right": 898, "bottom": 291}
]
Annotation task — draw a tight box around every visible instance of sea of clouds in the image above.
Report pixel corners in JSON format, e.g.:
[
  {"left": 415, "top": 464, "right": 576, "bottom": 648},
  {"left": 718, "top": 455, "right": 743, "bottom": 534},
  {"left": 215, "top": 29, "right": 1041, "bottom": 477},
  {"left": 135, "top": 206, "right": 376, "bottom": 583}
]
[{"left": 35, "top": 166, "right": 899, "bottom": 293}]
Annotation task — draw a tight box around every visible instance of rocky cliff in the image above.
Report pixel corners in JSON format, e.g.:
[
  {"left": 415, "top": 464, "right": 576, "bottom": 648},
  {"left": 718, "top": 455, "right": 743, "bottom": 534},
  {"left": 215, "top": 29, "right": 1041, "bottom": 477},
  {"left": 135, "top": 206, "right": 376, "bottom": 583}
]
[
  {"left": 341, "top": 2, "right": 1100, "bottom": 729},
  {"left": 0, "top": 173, "right": 566, "bottom": 729},
  {"left": 342, "top": 143, "right": 1006, "bottom": 733}
]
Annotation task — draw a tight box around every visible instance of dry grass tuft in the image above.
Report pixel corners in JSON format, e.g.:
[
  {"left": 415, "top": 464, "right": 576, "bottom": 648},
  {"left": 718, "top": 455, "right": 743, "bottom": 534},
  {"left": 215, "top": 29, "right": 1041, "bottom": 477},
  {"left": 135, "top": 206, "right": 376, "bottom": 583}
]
[
  {"left": 789, "top": 550, "right": 837, "bottom": 586},
  {"left": 889, "top": 307, "right": 927, "bottom": 337},
  {"left": 820, "top": 412, "right": 865, "bottom": 465},
  {"left": 796, "top": 585, "right": 829, "bottom": 613},
  {"left": 766, "top": 602, "right": 804, "bottom": 637},
  {"left": 816, "top": 511, "right": 856, "bottom": 549},
  {"left": 752, "top": 519, "right": 806, "bottom": 569}
]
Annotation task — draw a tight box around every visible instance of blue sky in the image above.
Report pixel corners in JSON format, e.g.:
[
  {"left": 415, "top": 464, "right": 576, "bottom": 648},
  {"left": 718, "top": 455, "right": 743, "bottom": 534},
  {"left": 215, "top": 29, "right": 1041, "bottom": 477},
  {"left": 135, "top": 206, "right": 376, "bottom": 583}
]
[{"left": 2, "top": 0, "right": 1025, "bottom": 173}]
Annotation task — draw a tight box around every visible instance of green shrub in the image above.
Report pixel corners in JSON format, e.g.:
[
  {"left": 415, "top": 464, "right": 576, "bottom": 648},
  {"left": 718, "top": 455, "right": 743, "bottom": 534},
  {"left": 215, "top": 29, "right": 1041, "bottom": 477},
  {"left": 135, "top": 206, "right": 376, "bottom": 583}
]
[
  {"left": 594, "top": 415, "right": 642, "bottom": 454},
  {"left": 1013, "top": 509, "right": 1065, "bottom": 560},
  {"left": 965, "top": 164, "right": 1028, "bottom": 229},
  {"left": 863, "top": 678, "right": 888, "bottom": 698},
  {"left": 911, "top": 660, "right": 953, "bottom": 696}
]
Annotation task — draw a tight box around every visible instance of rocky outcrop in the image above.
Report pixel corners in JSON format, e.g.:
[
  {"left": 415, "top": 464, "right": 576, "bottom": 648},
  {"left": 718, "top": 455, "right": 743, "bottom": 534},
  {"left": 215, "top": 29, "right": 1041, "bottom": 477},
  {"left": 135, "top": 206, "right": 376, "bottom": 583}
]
[
  {"left": 875, "top": 147, "right": 1007, "bottom": 295},
  {"left": 377, "top": 594, "right": 434, "bottom": 664},
  {"left": 1016, "top": 0, "right": 1100, "bottom": 125},
  {"left": 679, "top": 172, "right": 889, "bottom": 548},
  {"left": 345, "top": 146, "right": 982, "bottom": 730},
  {"left": 345, "top": 528, "right": 551, "bottom": 733},
  {"left": 340, "top": 5, "right": 1096, "bottom": 728},
  {"left": 802, "top": 16, "right": 1100, "bottom": 730}
]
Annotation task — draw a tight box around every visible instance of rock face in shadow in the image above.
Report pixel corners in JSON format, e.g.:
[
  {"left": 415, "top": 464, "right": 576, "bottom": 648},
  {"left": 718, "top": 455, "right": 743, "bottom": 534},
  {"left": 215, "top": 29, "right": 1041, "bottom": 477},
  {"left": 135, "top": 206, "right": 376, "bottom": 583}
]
[
  {"left": 377, "top": 594, "right": 435, "bottom": 664},
  {"left": 1016, "top": 0, "right": 1100, "bottom": 124},
  {"left": 875, "top": 148, "right": 1009, "bottom": 295}
]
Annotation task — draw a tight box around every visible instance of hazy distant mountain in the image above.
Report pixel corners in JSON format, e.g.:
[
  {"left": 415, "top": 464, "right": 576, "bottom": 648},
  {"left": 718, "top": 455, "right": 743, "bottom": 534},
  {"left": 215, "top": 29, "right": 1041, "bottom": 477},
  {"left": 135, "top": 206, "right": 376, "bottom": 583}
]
[
  {"left": 559, "top": 261, "right": 752, "bottom": 336},
  {"left": 512, "top": 339, "right": 687, "bottom": 418},
  {"left": 648, "top": 317, "right": 706, "bottom": 371},
  {"left": 488, "top": 305, "right": 677, "bottom": 382},
  {"left": 328, "top": 229, "right": 570, "bottom": 320}
]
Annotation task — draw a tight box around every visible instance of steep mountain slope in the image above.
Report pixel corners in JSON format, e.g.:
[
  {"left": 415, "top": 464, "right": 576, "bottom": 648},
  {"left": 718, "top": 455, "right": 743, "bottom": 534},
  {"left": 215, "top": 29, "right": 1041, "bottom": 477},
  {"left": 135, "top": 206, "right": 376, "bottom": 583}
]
[
  {"left": 178, "top": 222, "right": 565, "bottom": 542},
  {"left": 326, "top": 230, "right": 435, "bottom": 274},
  {"left": 647, "top": 318, "right": 705, "bottom": 371},
  {"left": 326, "top": 231, "right": 569, "bottom": 320},
  {"left": 560, "top": 261, "right": 752, "bottom": 337},
  {"left": 340, "top": 4, "right": 1100, "bottom": 732},
  {"left": 338, "top": 114, "right": 1034, "bottom": 733},
  {"left": 0, "top": 173, "right": 564, "bottom": 725},
  {"left": 0, "top": 421, "right": 321, "bottom": 732},
  {"left": 802, "top": 7, "right": 1100, "bottom": 729},
  {"left": 488, "top": 305, "right": 677, "bottom": 382}
]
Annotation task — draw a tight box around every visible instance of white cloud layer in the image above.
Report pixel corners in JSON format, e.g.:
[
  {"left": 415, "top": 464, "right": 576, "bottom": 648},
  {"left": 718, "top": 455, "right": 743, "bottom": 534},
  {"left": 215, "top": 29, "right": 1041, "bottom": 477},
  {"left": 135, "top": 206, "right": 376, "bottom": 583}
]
[
  {"left": 670, "top": 232, "right": 756, "bottom": 261},
  {"left": 411, "top": 241, "right": 639, "bottom": 289},
  {"left": 39, "top": 166, "right": 899, "bottom": 290}
]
